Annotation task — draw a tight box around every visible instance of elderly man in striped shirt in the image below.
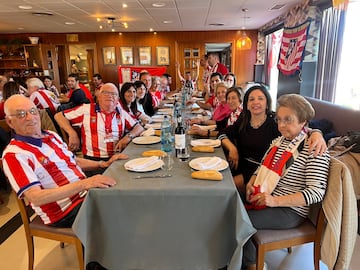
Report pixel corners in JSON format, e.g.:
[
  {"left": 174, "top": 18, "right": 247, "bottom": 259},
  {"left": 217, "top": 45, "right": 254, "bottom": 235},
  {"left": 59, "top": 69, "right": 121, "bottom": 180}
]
[{"left": 2, "top": 94, "right": 127, "bottom": 227}]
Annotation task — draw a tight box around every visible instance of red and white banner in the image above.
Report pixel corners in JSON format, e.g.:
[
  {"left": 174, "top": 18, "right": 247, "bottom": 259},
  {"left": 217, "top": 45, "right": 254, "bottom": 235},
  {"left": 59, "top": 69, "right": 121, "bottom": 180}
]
[
  {"left": 278, "top": 21, "right": 310, "bottom": 76},
  {"left": 118, "top": 66, "right": 167, "bottom": 84}
]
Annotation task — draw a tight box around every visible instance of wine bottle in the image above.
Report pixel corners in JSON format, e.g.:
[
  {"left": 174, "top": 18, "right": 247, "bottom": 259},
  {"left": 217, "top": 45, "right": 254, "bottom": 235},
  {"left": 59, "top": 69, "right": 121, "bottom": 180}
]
[{"left": 174, "top": 116, "right": 186, "bottom": 158}]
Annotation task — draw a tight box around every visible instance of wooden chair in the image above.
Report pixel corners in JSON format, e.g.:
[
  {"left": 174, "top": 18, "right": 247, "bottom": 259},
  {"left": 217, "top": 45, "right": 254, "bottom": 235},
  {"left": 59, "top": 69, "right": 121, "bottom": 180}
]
[
  {"left": 252, "top": 205, "right": 325, "bottom": 270},
  {"left": 14, "top": 193, "right": 84, "bottom": 270}
]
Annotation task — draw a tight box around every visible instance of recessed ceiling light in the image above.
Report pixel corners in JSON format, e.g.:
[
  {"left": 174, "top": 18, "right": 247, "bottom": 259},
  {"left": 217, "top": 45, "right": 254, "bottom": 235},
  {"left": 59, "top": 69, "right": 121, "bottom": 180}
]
[
  {"left": 65, "top": 22, "right": 75, "bottom": 25},
  {"left": 122, "top": 3, "right": 128, "bottom": 8},
  {"left": 209, "top": 23, "right": 224, "bottom": 26},
  {"left": 18, "top": 5, "right": 32, "bottom": 10},
  {"left": 99, "top": 25, "right": 103, "bottom": 29},
  {"left": 149, "top": 28, "right": 154, "bottom": 32},
  {"left": 32, "top": 12, "right": 53, "bottom": 17},
  {"left": 270, "top": 4, "right": 286, "bottom": 10},
  {"left": 17, "top": 27, "right": 25, "bottom": 30},
  {"left": 163, "top": 20, "right": 173, "bottom": 24},
  {"left": 111, "top": 29, "right": 115, "bottom": 32},
  {"left": 152, "top": 3, "right": 165, "bottom": 8}
]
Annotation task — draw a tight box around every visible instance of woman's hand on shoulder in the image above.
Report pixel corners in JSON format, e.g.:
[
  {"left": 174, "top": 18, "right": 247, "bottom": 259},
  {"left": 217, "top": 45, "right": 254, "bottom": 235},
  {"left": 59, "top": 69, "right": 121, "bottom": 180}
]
[{"left": 308, "top": 130, "right": 327, "bottom": 156}]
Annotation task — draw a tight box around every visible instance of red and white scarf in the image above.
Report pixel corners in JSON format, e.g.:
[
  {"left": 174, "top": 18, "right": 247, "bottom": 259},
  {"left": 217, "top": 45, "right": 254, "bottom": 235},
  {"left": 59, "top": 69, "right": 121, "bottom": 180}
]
[
  {"left": 227, "top": 106, "right": 242, "bottom": 127},
  {"left": 253, "top": 129, "right": 307, "bottom": 194}
]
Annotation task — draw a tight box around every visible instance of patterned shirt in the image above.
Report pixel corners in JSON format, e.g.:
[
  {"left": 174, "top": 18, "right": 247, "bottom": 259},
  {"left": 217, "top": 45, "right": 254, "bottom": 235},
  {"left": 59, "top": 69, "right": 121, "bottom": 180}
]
[
  {"left": 63, "top": 103, "right": 137, "bottom": 158},
  {"left": 30, "top": 89, "right": 60, "bottom": 114},
  {"left": 2, "top": 131, "right": 86, "bottom": 224}
]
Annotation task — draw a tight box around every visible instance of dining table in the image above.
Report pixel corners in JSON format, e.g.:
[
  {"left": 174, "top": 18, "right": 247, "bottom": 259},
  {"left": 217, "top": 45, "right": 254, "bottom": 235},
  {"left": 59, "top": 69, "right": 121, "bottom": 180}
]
[{"left": 73, "top": 118, "right": 256, "bottom": 270}]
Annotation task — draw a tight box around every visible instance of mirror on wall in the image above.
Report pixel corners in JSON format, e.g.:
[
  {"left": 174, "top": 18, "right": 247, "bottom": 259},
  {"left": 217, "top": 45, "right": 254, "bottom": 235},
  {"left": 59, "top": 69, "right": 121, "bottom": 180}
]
[
  {"left": 205, "top": 43, "right": 232, "bottom": 72},
  {"left": 68, "top": 43, "right": 96, "bottom": 87}
]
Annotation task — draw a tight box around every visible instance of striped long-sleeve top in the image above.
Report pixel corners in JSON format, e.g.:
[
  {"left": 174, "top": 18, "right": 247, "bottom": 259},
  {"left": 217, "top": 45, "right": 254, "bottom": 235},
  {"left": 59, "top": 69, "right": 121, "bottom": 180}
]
[{"left": 260, "top": 137, "right": 330, "bottom": 218}]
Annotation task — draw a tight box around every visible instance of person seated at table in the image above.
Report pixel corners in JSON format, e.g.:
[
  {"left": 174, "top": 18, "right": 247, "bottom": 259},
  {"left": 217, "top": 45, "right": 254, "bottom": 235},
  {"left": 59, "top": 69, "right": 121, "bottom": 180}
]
[
  {"left": 189, "top": 83, "right": 235, "bottom": 136},
  {"left": 224, "top": 72, "right": 237, "bottom": 88},
  {"left": 2, "top": 94, "right": 125, "bottom": 228},
  {"left": 218, "top": 85, "right": 327, "bottom": 193},
  {"left": 176, "top": 60, "right": 200, "bottom": 92},
  {"left": 189, "top": 86, "right": 243, "bottom": 137},
  {"left": 119, "top": 82, "right": 151, "bottom": 125},
  {"left": 194, "top": 72, "right": 223, "bottom": 111},
  {"left": 43, "top": 75, "right": 60, "bottom": 97},
  {"left": 242, "top": 94, "right": 330, "bottom": 270},
  {"left": 55, "top": 83, "right": 143, "bottom": 174},
  {"left": 59, "top": 73, "right": 91, "bottom": 110},
  {"left": 0, "top": 81, "right": 20, "bottom": 120},
  {"left": 26, "top": 77, "right": 60, "bottom": 115},
  {"left": 148, "top": 76, "right": 162, "bottom": 104},
  {"left": 139, "top": 71, "right": 157, "bottom": 116},
  {"left": 92, "top": 73, "right": 104, "bottom": 102}
]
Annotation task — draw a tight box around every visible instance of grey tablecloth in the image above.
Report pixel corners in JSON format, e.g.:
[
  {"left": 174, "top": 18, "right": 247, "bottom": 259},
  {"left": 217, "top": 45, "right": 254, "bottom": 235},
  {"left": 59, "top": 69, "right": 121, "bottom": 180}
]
[{"left": 73, "top": 139, "right": 256, "bottom": 270}]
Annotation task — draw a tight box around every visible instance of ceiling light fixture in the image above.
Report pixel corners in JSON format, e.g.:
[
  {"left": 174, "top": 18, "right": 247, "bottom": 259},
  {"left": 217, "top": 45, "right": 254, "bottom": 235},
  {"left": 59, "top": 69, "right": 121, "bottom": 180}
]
[
  {"left": 18, "top": 5, "right": 32, "bottom": 10},
  {"left": 152, "top": 3, "right": 165, "bottom": 8},
  {"left": 97, "top": 17, "right": 128, "bottom": 32},
  {"left": 236, "top": 8, "right": 252, "bottom": 50}
]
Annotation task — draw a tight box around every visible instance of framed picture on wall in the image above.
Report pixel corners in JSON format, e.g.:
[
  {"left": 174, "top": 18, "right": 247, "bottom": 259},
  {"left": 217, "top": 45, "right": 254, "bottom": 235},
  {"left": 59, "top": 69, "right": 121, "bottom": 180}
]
[
  {"left": 156, "top": 46, "right": 170, "bottom": 65},
  {"left": 139, "top": 47, "right": 151, "bottom": 65},
  {"left": 120, "top": 47, "right": 134, "bottom": 65},
  {"left": 102, "top": 47, "right": 116, "bottom": 65}
]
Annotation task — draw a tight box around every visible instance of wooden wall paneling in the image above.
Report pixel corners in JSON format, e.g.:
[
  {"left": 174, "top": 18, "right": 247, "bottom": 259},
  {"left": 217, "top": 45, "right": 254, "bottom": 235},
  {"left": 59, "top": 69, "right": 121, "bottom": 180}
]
[{"left": 0, "top": 30, "right": 258, "bottom": 88}]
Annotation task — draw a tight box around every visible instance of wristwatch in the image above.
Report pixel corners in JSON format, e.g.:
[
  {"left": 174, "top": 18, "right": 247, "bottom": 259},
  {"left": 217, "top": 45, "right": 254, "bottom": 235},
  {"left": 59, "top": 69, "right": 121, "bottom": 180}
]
[{"left": 126, "top": 133, "right": 134, "bottom": 140}]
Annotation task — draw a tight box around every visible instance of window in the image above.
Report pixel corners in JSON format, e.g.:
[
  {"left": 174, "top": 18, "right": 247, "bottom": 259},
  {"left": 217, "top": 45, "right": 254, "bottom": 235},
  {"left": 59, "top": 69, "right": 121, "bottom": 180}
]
[{"left": 335, "top": 1, "right": 360, "bottom": 110}]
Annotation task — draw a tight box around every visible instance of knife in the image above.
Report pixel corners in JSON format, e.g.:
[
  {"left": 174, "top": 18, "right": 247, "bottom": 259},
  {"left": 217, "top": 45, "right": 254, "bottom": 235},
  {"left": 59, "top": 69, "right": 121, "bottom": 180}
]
[{"left": 134, "top": 174, "right": 172, "bottom": 179}]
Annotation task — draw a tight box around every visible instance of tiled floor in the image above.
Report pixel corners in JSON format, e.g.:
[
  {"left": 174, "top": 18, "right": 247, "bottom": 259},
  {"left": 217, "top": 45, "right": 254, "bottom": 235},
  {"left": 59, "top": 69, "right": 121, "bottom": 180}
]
[{"left": 1, "top": 189, "right": 359, "bottom": 270}]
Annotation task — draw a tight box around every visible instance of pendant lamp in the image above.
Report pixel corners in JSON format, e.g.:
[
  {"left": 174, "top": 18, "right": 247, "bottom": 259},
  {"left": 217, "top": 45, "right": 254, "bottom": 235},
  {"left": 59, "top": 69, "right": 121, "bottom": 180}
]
[{"left": 237, "top": 8, "right": 252, "bottom": 50}]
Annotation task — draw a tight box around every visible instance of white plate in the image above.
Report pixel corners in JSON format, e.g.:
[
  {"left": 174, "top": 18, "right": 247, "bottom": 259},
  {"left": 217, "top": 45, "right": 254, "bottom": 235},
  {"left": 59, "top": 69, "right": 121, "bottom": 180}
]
[
  {"left": 190, "top": 139, "right": 221, "bottom": 147},
  {"left": 191, "top": 108, "right": 204, "bottom": 114},
  {"left": 132, "top": 136, "right": 161, "bottom": 145},
  {"left": 145, "top": 123, "right": 162, "bottom": 129},
  {"left": 189, "top": 157, "right": 228, "bottom": 171},
  {"left": 151, "top": 115, "right": 165, "bottom": 122},
  {"left": 124, "top": 157, "right": 163, "bottom": 172}
]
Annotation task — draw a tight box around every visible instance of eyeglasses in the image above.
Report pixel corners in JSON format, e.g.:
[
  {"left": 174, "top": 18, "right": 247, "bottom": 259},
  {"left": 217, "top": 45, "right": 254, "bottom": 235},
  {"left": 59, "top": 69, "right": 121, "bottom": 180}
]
[
  {"left": 100, "top": 91, "right": 118, "bottom": 97},
  {"left": 274, "top": 116, "right": 295, "bottom": 125},
  {"left": 7, "top": 107, "right": 39, "bottom": 119}
]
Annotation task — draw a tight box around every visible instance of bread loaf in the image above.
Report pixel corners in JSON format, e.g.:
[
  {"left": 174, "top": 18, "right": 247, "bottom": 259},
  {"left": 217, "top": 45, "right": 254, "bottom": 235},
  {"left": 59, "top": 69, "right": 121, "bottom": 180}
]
[
  {"left": 191, "top": 170, "right": 223, "bottom": 181},
  {"left": 142, "top": 150, "right": 166, "bottom": 157},
  {"left": 191, "top": 146, "right": 215, "bottom": 153},
  {"left": 154, "top": 130, "right": 161, "bottom": 136}
]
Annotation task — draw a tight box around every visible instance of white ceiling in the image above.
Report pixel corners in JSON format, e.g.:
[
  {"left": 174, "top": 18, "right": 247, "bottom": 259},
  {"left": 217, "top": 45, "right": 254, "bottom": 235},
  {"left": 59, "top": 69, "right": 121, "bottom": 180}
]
[{"left": 0, "top": 0, "right": 305, "bottom": 33}]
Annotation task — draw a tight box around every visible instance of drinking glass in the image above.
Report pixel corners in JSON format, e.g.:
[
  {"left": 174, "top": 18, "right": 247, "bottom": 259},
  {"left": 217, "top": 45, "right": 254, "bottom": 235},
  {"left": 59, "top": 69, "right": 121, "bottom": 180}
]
[
  {"left": 161, "top": 153, "right": 174, "bottom": 171},
  {"left": 178, "top": 145, "right": 191, "bottom": 162}
]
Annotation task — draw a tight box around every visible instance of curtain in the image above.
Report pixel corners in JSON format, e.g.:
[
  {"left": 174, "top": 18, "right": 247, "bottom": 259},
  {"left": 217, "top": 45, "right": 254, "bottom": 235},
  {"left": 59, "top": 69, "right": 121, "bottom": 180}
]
[{"left": 315, "top": 7, "right": 346, "bottom": 102}]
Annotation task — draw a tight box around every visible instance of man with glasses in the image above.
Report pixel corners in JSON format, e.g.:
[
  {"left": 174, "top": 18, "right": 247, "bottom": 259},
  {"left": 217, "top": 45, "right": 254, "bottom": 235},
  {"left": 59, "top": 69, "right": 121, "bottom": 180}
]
[
  {"left": 55, "top": 83, "right": 143, "bottom": 175},
  {"left": 2, "top": 94, "right": 123, "bottom": 227}
]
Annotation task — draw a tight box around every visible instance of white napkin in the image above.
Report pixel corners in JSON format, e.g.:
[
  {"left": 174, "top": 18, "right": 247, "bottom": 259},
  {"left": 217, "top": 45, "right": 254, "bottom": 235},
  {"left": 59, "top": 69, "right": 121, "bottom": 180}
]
[
  {"left": 198, "top": 157, "right": 222, "bottom": 170},
  {"left": 192, "top": 102, "right": 200, "bottom": 109},
  {"left": 145, "top": 123, "right": 162, "bottom": 129},
  {"left": 126, "top": 156, "right": 159, "bottom": 170},
  {"left": 141, "top": 127, "right": 155, "bottom": 136},
  {"left": 191, "top": 139, "right": 221, "bottom": 147},
  {"left": 193, "top": 124, "right": 217, "bottom": 131}
]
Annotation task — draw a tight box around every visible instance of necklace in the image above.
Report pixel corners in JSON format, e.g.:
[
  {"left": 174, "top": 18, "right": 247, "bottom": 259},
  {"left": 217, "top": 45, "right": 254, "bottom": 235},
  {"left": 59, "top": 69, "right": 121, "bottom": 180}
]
[{"left": 250, "top": 115, "right": 267, "bottom": 129}]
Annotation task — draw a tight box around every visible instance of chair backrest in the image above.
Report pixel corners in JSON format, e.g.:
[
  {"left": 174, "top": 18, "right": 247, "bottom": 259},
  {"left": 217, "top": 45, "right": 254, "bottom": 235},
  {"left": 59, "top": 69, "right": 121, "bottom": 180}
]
[{"left": 14, "top": 192, "right": 33, "bottom": 234}]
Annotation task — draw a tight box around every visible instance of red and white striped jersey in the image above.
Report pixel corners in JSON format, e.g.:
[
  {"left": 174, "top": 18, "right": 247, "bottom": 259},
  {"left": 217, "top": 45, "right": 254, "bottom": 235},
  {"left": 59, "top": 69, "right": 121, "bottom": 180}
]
[
  {"left": 2, "top": 131, "right": 86, "bottom": 225},
  {"left": 63, "top": 103, "right": 137, "bottom": 158},
  {"left": 30, "top": 89, "right": 60, "bottom": 114}
]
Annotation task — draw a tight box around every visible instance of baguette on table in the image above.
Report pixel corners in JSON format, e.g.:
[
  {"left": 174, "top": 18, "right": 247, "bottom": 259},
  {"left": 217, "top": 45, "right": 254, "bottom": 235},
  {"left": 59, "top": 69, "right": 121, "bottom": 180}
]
[
  {"left": 191, "top": 170, "right": 223, "bottom": 181},
  {"left": 142, "top": 150, "right": 166, "bottom": 157},
  {"left": 191, "top": 146, "right": 215, "bottom": 153}
]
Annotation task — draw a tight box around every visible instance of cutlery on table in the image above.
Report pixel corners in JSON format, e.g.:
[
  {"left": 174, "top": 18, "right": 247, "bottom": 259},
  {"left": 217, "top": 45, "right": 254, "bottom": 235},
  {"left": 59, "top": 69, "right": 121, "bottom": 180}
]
[{"left": 134, "top": 174, "right": 172, "bottom": 179}]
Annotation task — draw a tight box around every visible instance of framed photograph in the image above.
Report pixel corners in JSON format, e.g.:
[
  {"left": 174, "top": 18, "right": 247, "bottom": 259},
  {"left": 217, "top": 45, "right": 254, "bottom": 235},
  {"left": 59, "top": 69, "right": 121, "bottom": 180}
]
[
  {"left": 156, "top": 46, "right": 170, "bottom": 65},
  {"left": 139, "top": 47, "right": 151, "bottom": 65},
  {"left": 120, "top": 47, "right": 134, "bottom": 65},
  {"left": 102, "top": 47, "right": 116, "bottom": 65}
]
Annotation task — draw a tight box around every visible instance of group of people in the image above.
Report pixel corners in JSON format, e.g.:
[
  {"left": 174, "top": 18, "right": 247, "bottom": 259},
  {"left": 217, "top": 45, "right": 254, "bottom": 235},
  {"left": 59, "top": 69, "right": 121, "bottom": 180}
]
[{"left": 1, "top": 52, "right": 331, "bottom": 270}]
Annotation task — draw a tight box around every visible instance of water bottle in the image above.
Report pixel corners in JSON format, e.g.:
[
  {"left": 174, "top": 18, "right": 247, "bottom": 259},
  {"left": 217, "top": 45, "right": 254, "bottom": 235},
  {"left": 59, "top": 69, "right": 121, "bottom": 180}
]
[{"left": 160, "top": 115, "right": 173, "bottom": 153}]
